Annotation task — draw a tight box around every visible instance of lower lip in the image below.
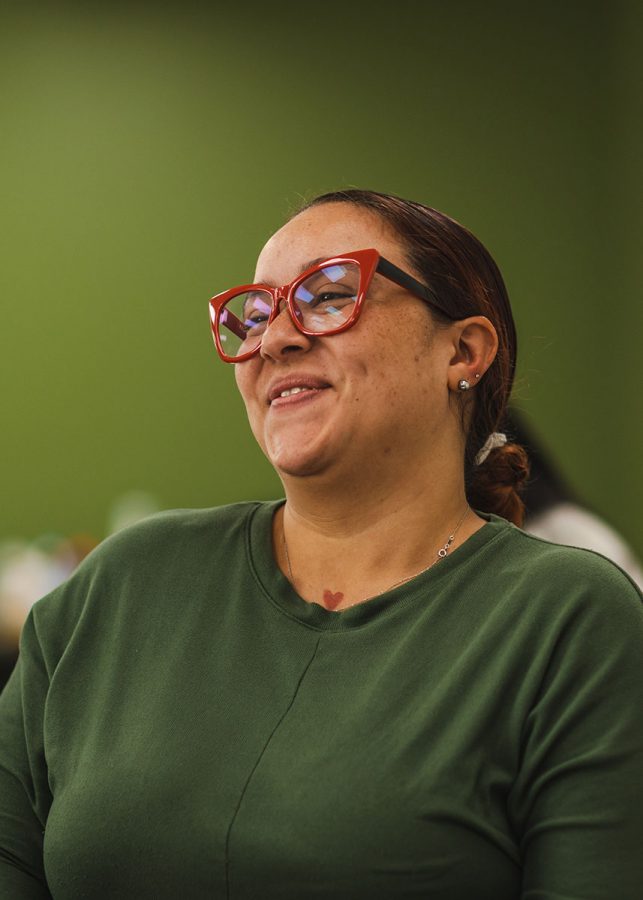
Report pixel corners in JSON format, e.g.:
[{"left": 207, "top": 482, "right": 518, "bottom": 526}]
[{"left": 269, "top": 388, "right": 328, "bottom": 410}]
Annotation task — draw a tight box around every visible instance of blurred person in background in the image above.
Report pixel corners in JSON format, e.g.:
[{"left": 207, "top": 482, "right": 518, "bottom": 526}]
[
  {"left": 0, "top": 491, "right": 159, "bottom": 691},
  {"left": 506, "top": 406, "right": 642, "bottom": 587},
  {"left": 1, "top": 189, "right": 641, "bottom": 899},
  {"left": 0, "top": 535, "right": 96, "bottom": 690}
]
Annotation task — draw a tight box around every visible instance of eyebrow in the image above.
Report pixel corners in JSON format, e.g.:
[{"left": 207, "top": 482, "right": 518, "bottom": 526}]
[
  {"left": 258, "top": 256, "right": 334, "bottom": 288},
  {"left": 297, "top": 256, "right": 327, "bottom": 275}
]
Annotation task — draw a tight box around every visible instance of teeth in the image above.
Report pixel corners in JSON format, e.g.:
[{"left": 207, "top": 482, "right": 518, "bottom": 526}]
[{"left": 279, "top": 386, "right": 311, "bottom": 398}]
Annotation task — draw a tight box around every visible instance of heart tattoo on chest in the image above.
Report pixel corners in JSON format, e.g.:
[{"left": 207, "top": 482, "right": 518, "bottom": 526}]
[{"left": 322, "top": 589, "right": 344, "bottom": 610}]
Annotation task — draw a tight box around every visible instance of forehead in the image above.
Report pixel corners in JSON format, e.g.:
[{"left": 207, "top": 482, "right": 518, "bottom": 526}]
[{"left": 254, "top": 203, "right": 410, "bottom": 284}]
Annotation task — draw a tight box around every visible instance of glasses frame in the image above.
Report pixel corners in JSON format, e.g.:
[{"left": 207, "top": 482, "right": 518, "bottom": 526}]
[{"left": 208, "top": 247, "right": 455, "bottom": 363}]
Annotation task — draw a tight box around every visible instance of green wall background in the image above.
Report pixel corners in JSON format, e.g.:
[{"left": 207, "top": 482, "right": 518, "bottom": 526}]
[{"left": 1, "top": 1, "right": 641, "bottom": 556}]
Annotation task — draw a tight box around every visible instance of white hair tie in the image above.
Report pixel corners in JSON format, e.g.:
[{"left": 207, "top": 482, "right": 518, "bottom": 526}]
[{"left": 475, "top": 432, "right": 507, "bottom": 465}]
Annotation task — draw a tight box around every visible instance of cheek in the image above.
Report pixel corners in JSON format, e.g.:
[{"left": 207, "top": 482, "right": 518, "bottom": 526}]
[
  {"left": 234, "top": 367, "right": 268, "bottom": 449},
  {"left": 233, "top": 366, "right": 246, "bottom": 401},
  {"left": 234, "top": 364, "right": 258, "bottom": 411},
  {"left": 373, "top": 324, "right": 442, "bottom": 405}
]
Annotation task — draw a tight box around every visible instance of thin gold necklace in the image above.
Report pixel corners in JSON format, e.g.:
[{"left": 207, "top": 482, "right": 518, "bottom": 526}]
[{"left": 282, "top": 507, "right": 470, "bottom": 611}]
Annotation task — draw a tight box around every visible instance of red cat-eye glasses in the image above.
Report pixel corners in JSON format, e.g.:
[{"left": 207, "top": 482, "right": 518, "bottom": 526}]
[{"left": 208, "top": 248, "right": 455, "bottom": 363}]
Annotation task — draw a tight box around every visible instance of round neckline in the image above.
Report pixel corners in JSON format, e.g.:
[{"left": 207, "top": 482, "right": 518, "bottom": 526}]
[{"left": 246, "top": 500, "right": 512, "bottom": 631}]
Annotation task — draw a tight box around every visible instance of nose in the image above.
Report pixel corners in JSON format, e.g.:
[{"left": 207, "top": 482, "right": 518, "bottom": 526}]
[{"left": 259, "top": 298, "right": 313, "bottom": 360}]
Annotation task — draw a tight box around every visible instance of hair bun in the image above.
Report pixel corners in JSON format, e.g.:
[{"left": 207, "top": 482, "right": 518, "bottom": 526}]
[
  {"left": 467, "top": 442, "right": 530, "bottom": 526},
  {"left": 482, "top": 442, "right": 530, "bottom": 485}
]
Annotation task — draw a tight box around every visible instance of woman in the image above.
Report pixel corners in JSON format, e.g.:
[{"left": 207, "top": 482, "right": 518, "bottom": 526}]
[{"left": 1, "top": 189, "right": 641, "bottom": 898}]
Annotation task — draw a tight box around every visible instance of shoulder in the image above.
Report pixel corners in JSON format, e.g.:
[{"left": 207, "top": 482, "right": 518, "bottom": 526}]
[
  {"left": 525, "top": 502, "right": 643, "bottom": 588},
  {"left": 473, "top": 520, "right": 643, "bottom": 713},
  {"left": 103, "top": 500, "right": 260, "bottom": 544},
  {"left": 483, "top": 515, "right": 642, "bottom": 631},
  {"left": 72, "top": 501, "right": 267, "bottom": 571},
  {"left": 27, "top": 501, "right": 275, "bottom": 641}
]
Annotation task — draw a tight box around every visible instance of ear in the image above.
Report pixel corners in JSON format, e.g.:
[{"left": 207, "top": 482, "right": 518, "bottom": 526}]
[{"left": 446, "top": 316, "right": 498, "bottom": 392}]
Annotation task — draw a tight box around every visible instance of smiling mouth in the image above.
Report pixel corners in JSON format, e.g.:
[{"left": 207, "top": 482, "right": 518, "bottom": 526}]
[
  {"left": 278, "top": 386, "right": 315, "bottom": 398},
  {"left": 268, "top": 378, "right": 331, "bottom": 405},
  {"left": 268, "top": 385, "right": 330, "bottom": 406}
]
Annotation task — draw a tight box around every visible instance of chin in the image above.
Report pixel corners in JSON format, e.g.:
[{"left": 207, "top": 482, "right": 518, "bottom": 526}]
[
  {"left": 269, "top": 452, "right": 329, "bottom": 480},
  {"left": 264, "top": 440, "right": 333, "bottom": 480},
  {"left": 261, "top": 426, "right": 335, "bottom": 480}
]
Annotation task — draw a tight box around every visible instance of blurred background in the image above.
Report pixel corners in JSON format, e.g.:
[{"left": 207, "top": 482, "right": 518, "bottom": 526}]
[{"left": 1, "top": 1, "right": 641, "bottom": 672}]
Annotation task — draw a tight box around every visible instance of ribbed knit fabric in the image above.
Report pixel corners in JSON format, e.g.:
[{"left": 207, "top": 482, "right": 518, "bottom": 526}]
[{"left": 1, "top": 501, "right": 641, "bottom": 899}]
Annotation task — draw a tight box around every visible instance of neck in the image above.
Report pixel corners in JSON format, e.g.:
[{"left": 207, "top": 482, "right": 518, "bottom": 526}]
[{"left": 274, "top": 461, "right": 483, "bottom": 611}]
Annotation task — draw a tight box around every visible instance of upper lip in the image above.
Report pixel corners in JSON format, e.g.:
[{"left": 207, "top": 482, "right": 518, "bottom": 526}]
[{"left": 267, "top": 375, "right": 332, "bottom": 404}]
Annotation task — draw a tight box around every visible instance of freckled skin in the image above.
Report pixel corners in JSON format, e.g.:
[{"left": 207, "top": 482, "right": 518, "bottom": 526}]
[{"left": 234, "top": 202, "right": 461, "bottom": 489}]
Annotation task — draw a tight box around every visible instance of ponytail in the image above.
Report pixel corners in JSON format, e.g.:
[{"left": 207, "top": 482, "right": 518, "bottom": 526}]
[{"left": 467, "top": 441, "right": 530, "bottom": 526}]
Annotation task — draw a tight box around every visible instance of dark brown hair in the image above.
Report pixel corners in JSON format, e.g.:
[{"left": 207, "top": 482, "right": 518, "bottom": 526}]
[{"left": 296, "top": 188, "right": 529, "bottom": 525}]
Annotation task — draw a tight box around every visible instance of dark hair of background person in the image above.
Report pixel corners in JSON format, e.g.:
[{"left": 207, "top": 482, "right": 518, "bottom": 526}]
[
  {"left": 0, "top": 652, "right": 16, "bottom": 693},
  {"left": 503, "top": 407, "right": 580, "bottom": 518},
  {"left": 296, "top": 189, "right": 530, "bottom": 525}
]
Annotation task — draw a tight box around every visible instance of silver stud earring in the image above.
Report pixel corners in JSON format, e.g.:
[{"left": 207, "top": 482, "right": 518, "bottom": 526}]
[{"left": 458, "top": 379, "right": 471, "bottom": 391}]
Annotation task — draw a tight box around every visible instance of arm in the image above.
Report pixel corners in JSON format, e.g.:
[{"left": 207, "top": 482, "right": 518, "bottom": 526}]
[
  {"left": 510, "top": 569, "right": 643, "bottom": 899},
  {"left": 0, "top": 613, "right": 53, "bottom": 898}
]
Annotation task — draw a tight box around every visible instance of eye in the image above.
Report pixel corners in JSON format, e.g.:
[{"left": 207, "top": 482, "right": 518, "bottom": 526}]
[
  {"left": 246, "top": 311, "right": 269, "bottom": 325},
  {"left": 242, "top": 293, "right": 272, "bottom": 330},
  {"left": 312, "top": 288, "right": 355, "bottom": 307},
  {"left": 296, "top": 281, "right": 356, "bottom": 308}
]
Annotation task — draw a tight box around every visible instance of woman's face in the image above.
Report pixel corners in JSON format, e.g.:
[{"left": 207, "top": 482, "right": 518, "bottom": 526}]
[{"left": 234, "top": 202, "right": 462, "bottom": 484}]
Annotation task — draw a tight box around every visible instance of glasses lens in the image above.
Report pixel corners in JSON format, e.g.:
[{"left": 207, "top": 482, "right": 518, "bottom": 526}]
[
  {"left": 217, "top": 290, "right": 273, "bottom": 358},
  {"left": 294, "top": 262, "right": 360, "bottom": 333}
]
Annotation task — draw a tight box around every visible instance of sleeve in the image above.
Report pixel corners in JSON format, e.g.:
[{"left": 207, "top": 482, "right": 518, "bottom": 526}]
[
  {"left": 0, "top": 611, "right": 54, "bottom": 898},
  {"left": 509, "top": 564, "right": 643, "bottom": 899}
]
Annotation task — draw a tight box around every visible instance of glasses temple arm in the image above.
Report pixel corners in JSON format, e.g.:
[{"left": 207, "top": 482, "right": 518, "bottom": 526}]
[
  {"left": 220, "top": 308, "right": 248, "bottom": 341},
  {"left": 376, "top": 258, "right": 455, "bottom": 320}
]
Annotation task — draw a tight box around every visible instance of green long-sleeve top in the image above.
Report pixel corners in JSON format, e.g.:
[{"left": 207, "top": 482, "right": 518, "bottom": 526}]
[{"left": 1, "top": 502, "right": 642, "bottom": 899}]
